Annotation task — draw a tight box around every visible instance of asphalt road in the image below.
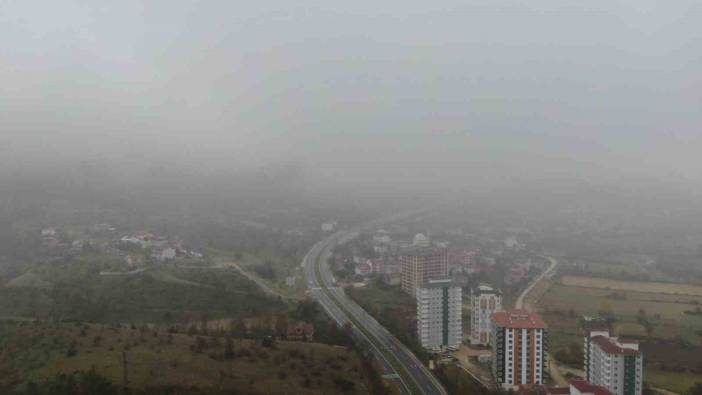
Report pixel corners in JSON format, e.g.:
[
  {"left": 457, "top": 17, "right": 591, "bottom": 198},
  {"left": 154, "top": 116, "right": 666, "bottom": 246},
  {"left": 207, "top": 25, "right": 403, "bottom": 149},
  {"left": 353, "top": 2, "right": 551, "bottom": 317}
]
[
  {"left": 515, "top": 256, "right": 558, "bottom": 310},
  {"left": 302, "top": 230, "right": 447, "bottom": 395},
  {"left": 513, "top": 256, "right": 561, "bottom": 386}
]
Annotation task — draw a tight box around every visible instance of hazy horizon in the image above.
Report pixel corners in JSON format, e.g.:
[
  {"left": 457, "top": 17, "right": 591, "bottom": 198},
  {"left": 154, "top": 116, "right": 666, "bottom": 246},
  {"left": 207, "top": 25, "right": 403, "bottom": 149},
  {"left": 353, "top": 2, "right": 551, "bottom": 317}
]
[{"left": 1, "top": 0, "right": 701, "bottom": 195}]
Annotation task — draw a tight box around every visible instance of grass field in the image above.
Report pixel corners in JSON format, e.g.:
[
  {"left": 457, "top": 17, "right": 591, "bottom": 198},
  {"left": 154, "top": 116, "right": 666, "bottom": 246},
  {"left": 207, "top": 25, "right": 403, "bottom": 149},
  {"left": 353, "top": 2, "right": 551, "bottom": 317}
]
[
  {"left": 539, "top": 276, "right": 702, "bottom": 393},
  {"left": 542, "top": 283, "right": 702, "bottom": 341},
  {"left": 645, "top": 369, "right": 702, "bottom": 394},
  {"left": 613, "top": 322, "right": 648, "bottom": 337},
  {"left": 0, "top": 265, "right": 286, "bottom": 323},
  {"left": 5, "top": 271, "right": 52, "bottom": 289},
  {"left": 573, "top": 261, "right": 669, "bottom": 281},
  {"left": 0, "top": 320, "right": 368, "bottom": 394},
  {"left": 560, "top": 275, "right": 702, "bottom": 296}
]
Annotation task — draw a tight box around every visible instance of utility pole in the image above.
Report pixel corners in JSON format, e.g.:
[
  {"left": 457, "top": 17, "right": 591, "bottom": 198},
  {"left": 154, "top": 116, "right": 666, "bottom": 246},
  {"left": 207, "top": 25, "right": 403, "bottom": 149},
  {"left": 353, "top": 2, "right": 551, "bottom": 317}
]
[{"left": 122, "top": 351, "right": 128, "bottom": 390}]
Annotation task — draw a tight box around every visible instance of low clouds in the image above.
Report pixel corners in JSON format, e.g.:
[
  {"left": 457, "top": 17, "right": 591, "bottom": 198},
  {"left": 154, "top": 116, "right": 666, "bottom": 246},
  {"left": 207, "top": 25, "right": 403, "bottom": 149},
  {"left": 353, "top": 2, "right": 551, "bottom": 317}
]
[{"left": 1, "top": 0, "right": 700, "bottom": 192}]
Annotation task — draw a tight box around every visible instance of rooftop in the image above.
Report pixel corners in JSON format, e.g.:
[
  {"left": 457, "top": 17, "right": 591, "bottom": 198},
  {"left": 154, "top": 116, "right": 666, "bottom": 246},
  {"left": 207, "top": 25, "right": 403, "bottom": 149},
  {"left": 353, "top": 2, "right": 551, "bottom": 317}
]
[
  {"left": 420, "top": 278, "right": 456, "bottom": 289},
  {"left": 492, "top": 309, "right": 547, "bottom": 329},
  {"left": 591, "top": 336, "right": 640, "bottom": 356},
  {"left": 474, "top": 284, "right": 502, "bottom": 294},
  {"left": 517, "top": 384, "right": 570, "bottom": 395},
  {"left": 399, "top": 246, "right": 447, "bottom": 257},
  {"left": 569, "top": 380, "right": 615, "bottom": 395}
]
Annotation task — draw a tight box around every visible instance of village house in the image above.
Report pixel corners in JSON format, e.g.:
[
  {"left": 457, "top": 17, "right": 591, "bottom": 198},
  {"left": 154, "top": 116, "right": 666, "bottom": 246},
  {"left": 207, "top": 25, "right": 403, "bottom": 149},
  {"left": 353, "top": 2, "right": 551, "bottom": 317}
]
[
  {"left": 321, "top": 221, "right": 337, "bottom": 232},
  {"left": 354, "top": 260, "right": 373, "bottom": 276},
  {"left": 287, "top": 321, "right": 314, "bottom": 341}
]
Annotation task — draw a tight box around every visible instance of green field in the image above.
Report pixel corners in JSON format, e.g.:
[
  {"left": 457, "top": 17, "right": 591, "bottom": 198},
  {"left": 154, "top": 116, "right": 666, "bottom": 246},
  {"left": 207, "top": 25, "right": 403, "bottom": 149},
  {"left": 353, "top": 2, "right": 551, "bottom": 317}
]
[
  {"left": 568, "top": 255, "right": 679, "bottom": 283},
  {"left": 434, "top": 363, "right": 489, "bottom": 395},
  {"left": 541, "top": 283, "right": 702, "bottom": 341},
  {"left": 0, "top": 320, "right": 368, "bottom": 394},
  {"left": 0, "top": 265, "right": 286, "bottom": 323},
  {"left": 561, "top": 275, "right": 702, "bottom": 296},
  {"left": 540, "top": 278, "right": 702, "bottom": 393},
  {"left": 645, "top": 369, "right": 702, "bottom": 394},
  {"left": 346, "top": 279, "right": 415, "bottom": 312}
]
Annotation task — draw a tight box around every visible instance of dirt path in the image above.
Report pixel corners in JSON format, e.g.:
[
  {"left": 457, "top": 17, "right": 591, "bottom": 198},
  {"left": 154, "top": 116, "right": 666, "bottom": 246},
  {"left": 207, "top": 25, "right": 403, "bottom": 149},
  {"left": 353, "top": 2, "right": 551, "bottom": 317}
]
[
  {"left": 452, "top": 346, "right": 495, "bottom": 389},
  {"left": 217, "top": 261, "right": 295, "bottom": 300},
  {"left": 549, "top": 358, "right": 568, "bottom": 386}
]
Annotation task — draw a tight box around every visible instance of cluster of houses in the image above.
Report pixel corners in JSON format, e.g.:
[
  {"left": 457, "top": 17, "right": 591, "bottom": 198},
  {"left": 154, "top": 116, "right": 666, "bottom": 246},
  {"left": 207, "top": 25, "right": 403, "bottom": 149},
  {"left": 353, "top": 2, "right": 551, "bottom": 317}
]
[
  {"left": 332, "top": 252, "right": 403, "bottom": 285},
  {"left": 40, "top": 224, "right": 203, "bottom": 267},
  {"left": 332, "top": 227, "right": 544, "bottom": 295},
  {"left": 40, "top": 227, "right": 64, "bottom": 250},
  {"left": 41, "top": 226, "right": 115, "bottom": 258},
  {"left": 120, "top": 232, "right": 203, "bottom": 264}
]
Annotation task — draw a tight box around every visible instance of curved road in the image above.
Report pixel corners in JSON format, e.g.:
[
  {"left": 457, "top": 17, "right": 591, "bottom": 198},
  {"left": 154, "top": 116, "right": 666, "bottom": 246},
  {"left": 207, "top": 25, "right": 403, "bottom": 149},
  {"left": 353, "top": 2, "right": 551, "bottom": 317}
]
[
  {"left": 512, "top": 256, "right": 565, "bottom": 385},
  {"left": 302, "top": 229, "right": 447, "bottom": 395},
  {"left": 515, "top": 256, "right": 558, "bottom": 310}
]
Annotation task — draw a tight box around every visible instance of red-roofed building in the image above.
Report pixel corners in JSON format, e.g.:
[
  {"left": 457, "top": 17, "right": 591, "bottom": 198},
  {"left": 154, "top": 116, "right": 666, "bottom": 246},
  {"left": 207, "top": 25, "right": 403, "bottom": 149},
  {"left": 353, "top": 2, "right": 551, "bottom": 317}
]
[
  {"left": 491, "top": 310, "right": 548, "bottom": 389},
  {"left": 492, "top": 309, "right": 548, "bottom": 329},
  {"left": 569, "top": 379, "right": 615, "bottom": 395},
  {"left": 287, "top": 321, "right": 314, "bottom": 341},
  {"left": 354, "top": 260, "right": 373, "bottom": 277},
  {"left": 400, "top": 247, "right": 448, "bottom": 293},
  {"left": 518, "top": 384, "right": 569, "bottom": 395},
  {"left": 518, "top": 380, "right": 614, "bottom": 395},
  {"left": 585, "top": 330, "right": 642, "bottom": 395}
]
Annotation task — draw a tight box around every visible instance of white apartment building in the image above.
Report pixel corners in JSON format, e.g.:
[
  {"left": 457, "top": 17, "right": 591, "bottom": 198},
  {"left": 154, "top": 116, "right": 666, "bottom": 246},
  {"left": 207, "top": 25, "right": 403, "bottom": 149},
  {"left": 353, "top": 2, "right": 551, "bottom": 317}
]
[
  {"left": 470, "top": 284, "right": 502, "bottom": 345},
  {"left": 416, "top": 278, "right": 463, "bottom": 352},
  {"left": 491, "top": 310, "right": 548, "bottom": 389},
  {"left": 585, "top": 331, "right": 643, "bottom": 395}
]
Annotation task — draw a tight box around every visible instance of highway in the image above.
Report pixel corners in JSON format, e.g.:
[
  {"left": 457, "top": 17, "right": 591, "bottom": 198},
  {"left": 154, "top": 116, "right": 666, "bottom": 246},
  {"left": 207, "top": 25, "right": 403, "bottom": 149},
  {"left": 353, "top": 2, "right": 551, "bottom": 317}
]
[{"left": 302, "top": 229, "right": 447, "bottom": 395}]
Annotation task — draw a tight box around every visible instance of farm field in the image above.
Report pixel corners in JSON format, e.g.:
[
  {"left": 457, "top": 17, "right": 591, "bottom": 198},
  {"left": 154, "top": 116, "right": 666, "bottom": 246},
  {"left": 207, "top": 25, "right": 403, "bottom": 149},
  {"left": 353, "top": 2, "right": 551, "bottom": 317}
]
[
  {"left": 644, "top": 369, "right": 702, "bottom": 394},
  {"left": 0, "top": 265, "right": 286, "bottom": 323},
  {"left": 541, "top": 283, "right": 702, "bottom": 340},
  {"left": 560, "top": 275, "right": 702, "bottom": 296},
  {"left": 570, "top": 262, "right": 677, "bottom": 283},
  {"left": 0, "top": 320, "right": 369, "bottom": 394},
  {"left": 539, "top": 276, "right": 702, "bottom": 393}
]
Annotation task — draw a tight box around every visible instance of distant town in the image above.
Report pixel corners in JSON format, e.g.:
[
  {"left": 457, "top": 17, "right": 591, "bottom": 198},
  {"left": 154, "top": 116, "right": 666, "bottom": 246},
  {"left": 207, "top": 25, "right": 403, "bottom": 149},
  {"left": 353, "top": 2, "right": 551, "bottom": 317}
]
[{"left": 329, "top": 225, "right": 644, "bottom": 395}]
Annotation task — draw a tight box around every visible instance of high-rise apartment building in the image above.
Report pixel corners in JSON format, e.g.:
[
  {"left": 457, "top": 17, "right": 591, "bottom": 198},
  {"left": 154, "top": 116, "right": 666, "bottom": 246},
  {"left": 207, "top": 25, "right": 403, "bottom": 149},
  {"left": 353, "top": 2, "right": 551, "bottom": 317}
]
[
  {"left": 416, "top": 278, "right": 463, "bottom": 352},
  {"left": 491, "top": 309, "right": 548, "bottom": 389},
  {"left": 585, "top": 331, "right": 643, "bottom": 395},
  {"left": 471, "top": 284, "right": 502, "bottom": 345},
  {"left": 400, "top": 247, "right": 448, "bottom": 293}
]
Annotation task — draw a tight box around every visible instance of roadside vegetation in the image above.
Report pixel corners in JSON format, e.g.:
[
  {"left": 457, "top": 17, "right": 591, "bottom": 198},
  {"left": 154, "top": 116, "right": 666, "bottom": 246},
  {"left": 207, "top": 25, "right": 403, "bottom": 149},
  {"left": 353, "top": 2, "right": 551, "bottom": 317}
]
[
  {"left": 0, "top": 319, "right": 371, "bottom": 395},
  {"left": 346, "top": 278, "right": 431, "bottom": 364},
  {"left": 434, "top": 363, "right": 503, "bottom": 395}
]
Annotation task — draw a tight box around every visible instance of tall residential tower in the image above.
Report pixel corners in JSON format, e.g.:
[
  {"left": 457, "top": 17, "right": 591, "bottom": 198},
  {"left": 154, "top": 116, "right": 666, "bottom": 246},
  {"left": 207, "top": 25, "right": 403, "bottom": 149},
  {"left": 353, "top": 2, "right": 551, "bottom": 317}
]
[
  {"left": 585, "top": 331, "right": 643, "bottom": 395},
  {"left": 400, "top": 247, "right": 448, "bottom": 293},
  {"left": 416, "top": 278, "right": 463, "bottom": 352},
  {"left": 470, "top": 284, "right": 502, "bottom": 346},
  {"left": 491, "top": 309, "right": 548, "bottom": 389}
]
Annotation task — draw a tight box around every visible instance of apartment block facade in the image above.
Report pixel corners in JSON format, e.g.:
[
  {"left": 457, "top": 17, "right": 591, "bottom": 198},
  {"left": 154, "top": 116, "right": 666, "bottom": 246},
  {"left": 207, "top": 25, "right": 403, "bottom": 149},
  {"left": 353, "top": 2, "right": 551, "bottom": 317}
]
[
  {"left": 416, "top": 278, "right": 463, "bottom": 352},
  {"left": 400, "top": 247, "right": 448, "bottom": 293},
  {"left": 471, "top": 284, "right": 502, "bottom": 345},
  {"left": 585, "top": 331, "right": 643, "bottom": 395},
  {"left": 491, "top": 310, "right": 548, "bottom": 389}
]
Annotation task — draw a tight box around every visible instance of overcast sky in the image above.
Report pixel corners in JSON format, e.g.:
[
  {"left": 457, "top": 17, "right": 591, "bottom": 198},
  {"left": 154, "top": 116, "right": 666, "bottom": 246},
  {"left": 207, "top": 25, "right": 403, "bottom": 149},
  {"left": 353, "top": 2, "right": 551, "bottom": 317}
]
[{"left": 1, "top": 0, "right": 700, "bottom": 191}]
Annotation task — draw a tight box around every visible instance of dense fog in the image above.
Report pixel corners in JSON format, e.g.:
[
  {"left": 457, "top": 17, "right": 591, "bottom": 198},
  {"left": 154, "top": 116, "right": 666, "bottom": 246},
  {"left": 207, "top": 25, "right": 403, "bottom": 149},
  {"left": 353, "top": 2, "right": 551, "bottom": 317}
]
[{"left": 1, "top": 0, "right": 700, "bottom": 197}]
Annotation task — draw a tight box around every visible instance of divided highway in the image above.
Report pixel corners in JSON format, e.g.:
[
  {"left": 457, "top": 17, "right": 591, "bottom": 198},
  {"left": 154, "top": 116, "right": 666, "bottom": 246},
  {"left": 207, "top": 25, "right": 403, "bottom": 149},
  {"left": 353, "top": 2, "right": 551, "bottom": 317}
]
[{"left": 302, "top": 230, "right": 447, "bottom": 395}]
